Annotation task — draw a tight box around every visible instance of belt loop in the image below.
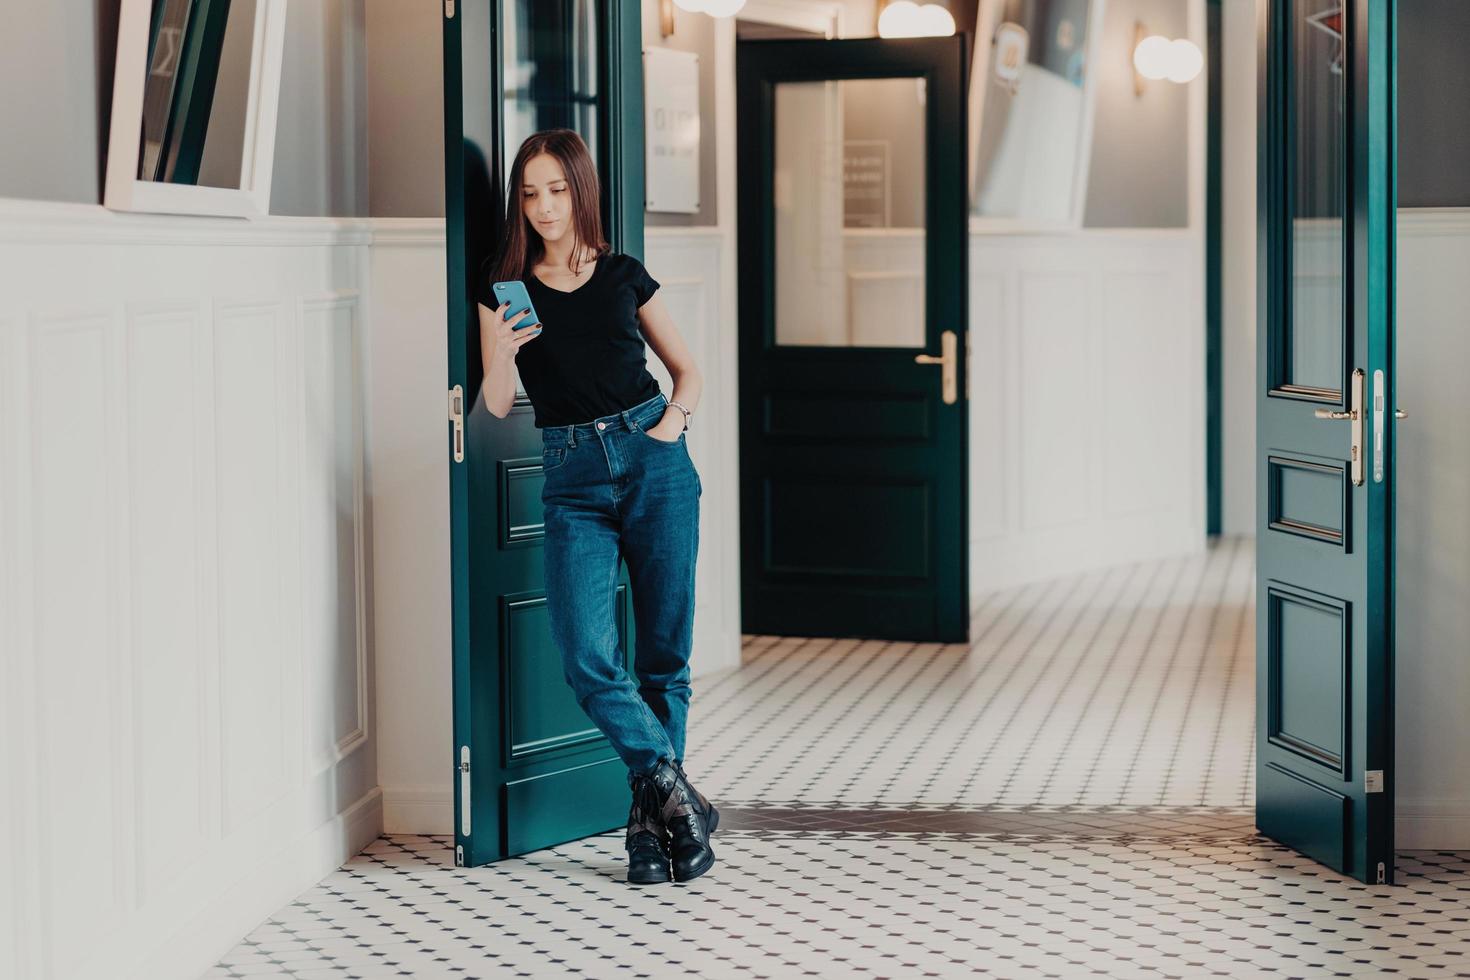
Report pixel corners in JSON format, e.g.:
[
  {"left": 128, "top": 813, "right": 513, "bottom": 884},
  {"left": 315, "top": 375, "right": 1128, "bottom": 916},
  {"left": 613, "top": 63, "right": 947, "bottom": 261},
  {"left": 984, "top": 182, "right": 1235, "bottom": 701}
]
[
  {"left": 566, "top": 423, "right": 576, "bottom": 448},
  {"left": 620, "top": 405, "right": 636, "bottom": 431}
]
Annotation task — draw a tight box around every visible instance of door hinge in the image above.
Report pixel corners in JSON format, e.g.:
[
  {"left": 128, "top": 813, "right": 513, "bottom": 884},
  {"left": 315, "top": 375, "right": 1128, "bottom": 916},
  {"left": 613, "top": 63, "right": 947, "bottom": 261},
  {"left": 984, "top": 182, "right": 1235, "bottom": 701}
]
[
  {"left": 455, "top": 844, "right": 465, "bottom": 867},
  {"left": 449, "top": 385, "right": 465, "bottom": 463},
  {"left": 1365, "top": 769, "right": 1384, "bottom": 793},
  {"left": 1376, "top": 862, "right": 1387, "bottom": 884},
  {"left": 459, "top": 745, "right": 471, "bottom": 836}
]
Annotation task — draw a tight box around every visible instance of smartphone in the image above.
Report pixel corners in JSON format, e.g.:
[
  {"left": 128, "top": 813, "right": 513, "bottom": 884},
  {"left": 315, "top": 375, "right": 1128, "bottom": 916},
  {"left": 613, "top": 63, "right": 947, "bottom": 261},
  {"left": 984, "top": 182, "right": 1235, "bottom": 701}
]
[{"left": 491, "top": 280, "right": 541, "bottom": 330}]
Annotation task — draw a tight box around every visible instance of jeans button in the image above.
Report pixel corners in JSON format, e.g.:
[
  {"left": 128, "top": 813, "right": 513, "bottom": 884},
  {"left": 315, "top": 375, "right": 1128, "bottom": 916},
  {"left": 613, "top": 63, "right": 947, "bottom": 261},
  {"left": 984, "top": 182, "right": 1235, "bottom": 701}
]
[{"left": 597, "top": 421, "right": 606, "bottom": 430}]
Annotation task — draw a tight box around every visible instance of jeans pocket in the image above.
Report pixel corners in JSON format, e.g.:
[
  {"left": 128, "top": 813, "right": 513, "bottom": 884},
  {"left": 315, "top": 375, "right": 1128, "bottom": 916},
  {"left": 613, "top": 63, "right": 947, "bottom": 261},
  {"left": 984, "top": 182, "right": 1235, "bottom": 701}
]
[
  {"left": 638, "top": 426, "right": 684, "bottom": 447},
  {"left": 541, "top": 445, "right": 569, "bottom": 471}
]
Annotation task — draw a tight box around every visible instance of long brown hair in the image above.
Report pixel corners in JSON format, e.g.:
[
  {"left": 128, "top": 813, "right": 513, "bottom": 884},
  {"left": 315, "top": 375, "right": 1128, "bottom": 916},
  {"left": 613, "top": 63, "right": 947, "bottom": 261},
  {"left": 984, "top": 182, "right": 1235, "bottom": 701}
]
[{"left": 486, "top": 129, "right": 609, "bottom": 285}]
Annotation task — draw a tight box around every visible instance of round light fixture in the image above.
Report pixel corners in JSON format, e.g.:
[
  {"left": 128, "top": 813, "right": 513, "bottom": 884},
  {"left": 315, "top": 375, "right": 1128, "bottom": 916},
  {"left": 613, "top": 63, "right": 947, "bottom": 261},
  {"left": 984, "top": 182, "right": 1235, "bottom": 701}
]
[
  {"left": 1166, "top": 38, "right": 1204, "bottom": 83},
  {"left": 1132, "top": 34, "right": 1174, "bottom": 80},
  {"left": 878, "top": 1, "right": 956, "bottom": 38}
]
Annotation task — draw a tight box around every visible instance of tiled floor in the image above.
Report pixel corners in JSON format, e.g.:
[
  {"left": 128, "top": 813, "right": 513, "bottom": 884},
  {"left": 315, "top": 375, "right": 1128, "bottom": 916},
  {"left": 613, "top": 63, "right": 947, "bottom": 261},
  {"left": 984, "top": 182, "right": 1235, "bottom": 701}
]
[{"left": 207, "top": 539, "right": 1470, "bottom": 979}]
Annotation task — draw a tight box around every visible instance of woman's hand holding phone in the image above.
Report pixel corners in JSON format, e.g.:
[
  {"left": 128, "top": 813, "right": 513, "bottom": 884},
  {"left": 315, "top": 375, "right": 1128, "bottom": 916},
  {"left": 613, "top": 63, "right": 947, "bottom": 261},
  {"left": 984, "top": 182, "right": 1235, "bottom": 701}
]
[{"left": 489, "top": 301, "right": 541, "bottom": 362}]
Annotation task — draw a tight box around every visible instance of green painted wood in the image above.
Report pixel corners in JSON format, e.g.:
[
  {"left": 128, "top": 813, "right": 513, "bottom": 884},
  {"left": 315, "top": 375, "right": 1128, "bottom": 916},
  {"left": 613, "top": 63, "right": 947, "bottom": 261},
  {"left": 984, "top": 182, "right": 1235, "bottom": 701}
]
[
  {"left": 1255, "top": 0, "right": 1395, "bottom": 885},
  {"left": 153, "top": 0, "right": 233, "bottom": 184},
  {"left": 444, "top": 0, "right": 645, "bottom": 868},
  {"left": 736, "top": 35, "right": 970, "bottom": 643},
  {"left": 167, "top": 0, "right": 232, "bottom": 184}
]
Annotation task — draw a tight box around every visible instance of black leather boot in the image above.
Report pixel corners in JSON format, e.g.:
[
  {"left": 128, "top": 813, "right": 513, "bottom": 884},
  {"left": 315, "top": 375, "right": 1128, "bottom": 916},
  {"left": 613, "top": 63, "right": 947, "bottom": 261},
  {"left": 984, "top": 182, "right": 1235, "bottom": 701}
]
[
  {"left": 676, "top": 761, "right": 721, "bottom": 836},
  {"left": 625, "top": 775, "right": 670, "bottom": 885},
  {"left": 648, "top": 760, "right": 716, "bottom": 882}
]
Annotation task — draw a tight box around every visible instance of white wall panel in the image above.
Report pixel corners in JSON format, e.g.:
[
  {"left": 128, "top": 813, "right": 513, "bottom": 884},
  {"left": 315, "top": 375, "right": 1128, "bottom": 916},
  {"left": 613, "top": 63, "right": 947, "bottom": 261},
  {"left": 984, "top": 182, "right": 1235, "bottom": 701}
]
[
  {"left": 1102, "top": 272, "right": 1184, "bottom": 519},
  {"left": 970, "top": 231, "right": 1207, "bottom": 594},
  {"left": 127, "top": 304, "right": 210, "bottom": 904},
  {"left": 299, "top": 296, "right": 367, "bottom": 775},
  {"left": 1018, "top": 272, "right": 1092, "bottom": 531},
  {"left": 363, "top": 224, "right": 451, "bottom": 836},
  {"left": 969, "top": 272, "right": 1007, "bottom": 541},
  {"left": 1394, "top": 209, "right": 1470, "bottom": 849},
  {"left": 646, "top": 229, "right": 741, "bottom": 682},
  {"left": 30, "top": 310, "right": 125, "bottom": 978},
  {"left": 0, "top": 200, "right": 380, "bottom": 980},
  {"left": 214, "top": 301, "right": 294, "bottom": 834}
]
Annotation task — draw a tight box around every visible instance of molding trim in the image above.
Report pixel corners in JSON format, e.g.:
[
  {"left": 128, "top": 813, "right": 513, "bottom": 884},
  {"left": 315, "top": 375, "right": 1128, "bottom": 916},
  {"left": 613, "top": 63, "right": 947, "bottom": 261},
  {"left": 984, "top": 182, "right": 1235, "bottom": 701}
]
[
  {"left": 0, "top": 199, "right": 376, "bottom": 247},
  {"left": 1397, "top": 799, "right": 1470, "bottom": 851},
  {"left": 1397, "top": 206, "right": 1470, "bottom": 238},
  {"left": 738, "top": 0, "right": 845, "bottom": 37}
]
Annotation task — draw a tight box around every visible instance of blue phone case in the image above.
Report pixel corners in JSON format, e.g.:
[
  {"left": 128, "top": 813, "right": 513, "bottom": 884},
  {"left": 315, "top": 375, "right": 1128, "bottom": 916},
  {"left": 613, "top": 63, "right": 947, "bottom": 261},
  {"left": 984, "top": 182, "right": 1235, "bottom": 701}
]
[{"left": 491, "top": 280, "right": 541, "bottom": 329}]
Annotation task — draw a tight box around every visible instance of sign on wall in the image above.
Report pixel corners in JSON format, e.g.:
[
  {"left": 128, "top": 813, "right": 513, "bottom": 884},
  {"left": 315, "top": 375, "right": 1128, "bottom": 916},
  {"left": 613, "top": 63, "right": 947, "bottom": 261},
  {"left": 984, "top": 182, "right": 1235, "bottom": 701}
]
[
  {"left": 644, "top": 47, "right": 700, "bottom": 214},
  {"left": 843, "top": 139, "right": 891, "bottom": 228}
]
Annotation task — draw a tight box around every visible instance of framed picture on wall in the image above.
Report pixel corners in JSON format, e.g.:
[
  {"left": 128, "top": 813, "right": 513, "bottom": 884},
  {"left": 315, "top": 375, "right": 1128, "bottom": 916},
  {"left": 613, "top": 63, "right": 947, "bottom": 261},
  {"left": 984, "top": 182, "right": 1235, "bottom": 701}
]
[{"left": 644, "top": 46, "right": 700, "bottom": 214}]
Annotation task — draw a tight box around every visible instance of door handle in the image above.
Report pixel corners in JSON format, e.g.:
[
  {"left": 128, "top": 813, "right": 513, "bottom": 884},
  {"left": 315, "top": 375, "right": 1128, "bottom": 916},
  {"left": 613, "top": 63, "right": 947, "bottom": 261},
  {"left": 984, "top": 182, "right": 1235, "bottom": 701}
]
[
  {"left": 914, "top": 330, "right": 957, "bottom": 405},
  {"left": 1395, "top": 408, "right": 1407, "bottom": 419},
  {"left": 1312, "top": 368, "right": 1365, "bottom": 485}
]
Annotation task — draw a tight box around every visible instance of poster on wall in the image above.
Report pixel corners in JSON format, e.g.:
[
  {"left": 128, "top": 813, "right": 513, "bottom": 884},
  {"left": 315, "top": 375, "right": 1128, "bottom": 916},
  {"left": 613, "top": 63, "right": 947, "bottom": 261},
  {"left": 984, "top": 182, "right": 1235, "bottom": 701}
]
[
  {"left": 644, "top": 47, "right": 700, "bottom": 214},
  {"left": 843, "top": 139, "right": 891, "bottom": 228}
]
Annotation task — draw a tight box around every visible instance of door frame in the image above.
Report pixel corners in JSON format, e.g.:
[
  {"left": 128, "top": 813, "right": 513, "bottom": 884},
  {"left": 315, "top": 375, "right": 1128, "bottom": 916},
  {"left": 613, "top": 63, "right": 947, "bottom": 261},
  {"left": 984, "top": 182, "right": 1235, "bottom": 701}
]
[{"left": 734, "top": 34, "right": 971, "bottom": 642}]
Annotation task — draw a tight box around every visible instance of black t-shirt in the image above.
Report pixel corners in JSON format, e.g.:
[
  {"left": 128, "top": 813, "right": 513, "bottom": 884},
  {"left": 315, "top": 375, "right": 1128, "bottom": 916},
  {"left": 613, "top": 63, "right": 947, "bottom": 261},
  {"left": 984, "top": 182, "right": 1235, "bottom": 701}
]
[{"left": 477, "top": 251, "right": 663, "bottom": 427}]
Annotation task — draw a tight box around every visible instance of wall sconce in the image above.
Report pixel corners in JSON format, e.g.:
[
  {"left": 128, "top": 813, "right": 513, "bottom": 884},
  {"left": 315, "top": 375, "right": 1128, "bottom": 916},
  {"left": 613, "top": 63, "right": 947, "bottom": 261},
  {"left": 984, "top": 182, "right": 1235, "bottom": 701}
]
[
  {"left": 877, "top": 0, "right": 956, "bottom": 38},
  {"left": 662, "top": 0, "right": 747, "bottom": 38},
  {"left": 1132, "top": 21, "right": 1203, "bottom": 95}
]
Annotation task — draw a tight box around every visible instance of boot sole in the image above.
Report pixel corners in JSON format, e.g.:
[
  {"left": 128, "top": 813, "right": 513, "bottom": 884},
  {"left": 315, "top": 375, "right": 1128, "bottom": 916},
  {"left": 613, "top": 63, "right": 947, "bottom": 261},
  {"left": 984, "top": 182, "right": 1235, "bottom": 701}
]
[{"left": 627, "top": 872, "right": 671, "bottom": 885}]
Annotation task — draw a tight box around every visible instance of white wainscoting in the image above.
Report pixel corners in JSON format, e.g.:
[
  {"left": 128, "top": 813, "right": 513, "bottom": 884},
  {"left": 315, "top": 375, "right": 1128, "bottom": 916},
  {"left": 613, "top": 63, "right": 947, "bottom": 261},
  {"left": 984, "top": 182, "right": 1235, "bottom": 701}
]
[
  {"left": 968, "top": 229, "right": 1208, "bottom": 595},
  {"left": 370, "top": 224, "right": 743, "bottom": 837},
  {"left": 644, "top": 229, "right": 743, "bottom": 681},
  {"left": 0, "top": 200, "right": 380, "bottom": 980},
  {"left": 1394, "top": 208, "right": 1470, "bottom": 849}
]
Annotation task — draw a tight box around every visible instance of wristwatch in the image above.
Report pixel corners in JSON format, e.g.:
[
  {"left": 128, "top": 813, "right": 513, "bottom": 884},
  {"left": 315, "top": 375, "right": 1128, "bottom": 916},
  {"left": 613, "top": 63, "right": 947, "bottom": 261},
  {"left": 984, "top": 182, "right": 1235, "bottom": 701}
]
[{"left": 668, "top": 400, "right": 693, "bottom": 431}]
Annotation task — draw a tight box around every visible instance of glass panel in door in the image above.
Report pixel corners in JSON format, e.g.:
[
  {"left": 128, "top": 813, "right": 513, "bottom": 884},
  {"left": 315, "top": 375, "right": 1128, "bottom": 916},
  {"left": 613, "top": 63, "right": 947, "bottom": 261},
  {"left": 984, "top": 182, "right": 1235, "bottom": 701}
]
[
  {"left": 773, "top": 77, "right": 926, "bottom": 348},
  {"left": 1283, "top": 0, "right": 1345, "bottom": 396}
]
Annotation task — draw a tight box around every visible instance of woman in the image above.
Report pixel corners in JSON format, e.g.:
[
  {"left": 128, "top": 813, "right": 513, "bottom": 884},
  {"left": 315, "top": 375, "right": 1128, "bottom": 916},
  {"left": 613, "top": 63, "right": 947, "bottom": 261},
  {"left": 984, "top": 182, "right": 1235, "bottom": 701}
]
[{"left": 476, "top": 129, "right": 719, "bottom": 885}]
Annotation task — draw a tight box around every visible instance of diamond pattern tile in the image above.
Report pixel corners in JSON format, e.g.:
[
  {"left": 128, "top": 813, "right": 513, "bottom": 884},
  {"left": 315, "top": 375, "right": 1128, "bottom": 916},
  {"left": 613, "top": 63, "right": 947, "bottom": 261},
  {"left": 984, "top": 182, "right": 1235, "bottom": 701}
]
[{"left": 206, "top": 539, "right": 1470, "bottom": 979}]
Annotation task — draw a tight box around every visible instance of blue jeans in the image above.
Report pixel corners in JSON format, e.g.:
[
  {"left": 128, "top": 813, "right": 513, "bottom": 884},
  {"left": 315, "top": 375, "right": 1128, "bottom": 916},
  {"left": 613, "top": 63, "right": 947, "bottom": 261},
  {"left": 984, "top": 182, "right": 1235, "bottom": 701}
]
[{"left": 540, "top": 392, "right": 702, "bottom": 776}]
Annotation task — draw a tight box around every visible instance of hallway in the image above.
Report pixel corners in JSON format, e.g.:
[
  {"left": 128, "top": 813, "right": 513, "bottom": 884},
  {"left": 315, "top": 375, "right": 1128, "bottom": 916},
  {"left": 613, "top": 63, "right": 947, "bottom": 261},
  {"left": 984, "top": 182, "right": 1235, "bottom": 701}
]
[{"left": 206, "top": 540, "right": 1470, "bottom": 979}]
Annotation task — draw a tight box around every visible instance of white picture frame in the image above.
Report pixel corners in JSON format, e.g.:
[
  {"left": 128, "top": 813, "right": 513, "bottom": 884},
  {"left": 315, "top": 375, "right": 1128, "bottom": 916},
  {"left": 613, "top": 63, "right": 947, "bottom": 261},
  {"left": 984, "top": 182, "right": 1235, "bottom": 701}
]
[{"left": 104, "top": 0, "right": 289, "bottom": 218}]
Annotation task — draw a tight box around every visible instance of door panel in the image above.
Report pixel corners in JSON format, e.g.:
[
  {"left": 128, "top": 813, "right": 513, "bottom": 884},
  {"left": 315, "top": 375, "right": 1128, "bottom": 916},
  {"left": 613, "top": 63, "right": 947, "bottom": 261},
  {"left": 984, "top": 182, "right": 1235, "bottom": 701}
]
[
  {"left": 1256, "top": 0, "right": 1395, "bottom": 884},
  {"left": 444, "top": 0, "right": 645, "bottom": 868},
  {"left": 738, "top": 36, "right": 969, "bottom": 643}
]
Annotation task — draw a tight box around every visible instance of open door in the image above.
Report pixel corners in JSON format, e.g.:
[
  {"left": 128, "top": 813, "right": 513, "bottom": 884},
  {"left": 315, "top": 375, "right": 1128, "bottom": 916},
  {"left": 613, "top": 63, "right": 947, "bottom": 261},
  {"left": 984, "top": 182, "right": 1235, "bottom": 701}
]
[
  {"left": 736, "top": 35, "right": 970, "bottom": 642},
  {"left": 1255, "top": 0, "right": 1396, "bottom": 883},
  {"left": 443, "top": 0, "right": 646, "bottom": 867}
]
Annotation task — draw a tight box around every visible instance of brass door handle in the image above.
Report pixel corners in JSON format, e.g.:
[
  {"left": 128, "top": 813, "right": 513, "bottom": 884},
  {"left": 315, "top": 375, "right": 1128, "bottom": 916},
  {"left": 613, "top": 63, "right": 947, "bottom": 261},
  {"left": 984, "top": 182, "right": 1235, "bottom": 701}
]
[
  {"left": 1311, "top": 369, "right": 1365, "bottom": 485},
  {"left": 1395, "top": 408, "right": 1407, "bottom": 419},
  {"left": 914, "top": 330, "right": 957, "bottom": 405}
]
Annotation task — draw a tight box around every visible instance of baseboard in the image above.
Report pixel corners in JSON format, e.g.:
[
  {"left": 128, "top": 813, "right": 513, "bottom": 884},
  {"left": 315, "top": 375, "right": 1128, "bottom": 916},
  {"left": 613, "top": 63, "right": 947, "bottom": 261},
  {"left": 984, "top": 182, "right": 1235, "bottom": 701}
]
[
  {"left": 1396, "top": 799, "right": 1470, "bottom": 851},
  {"left": 117, "top": 786, "right": 383, "bottom": 980},
  {"left": 383, "top": 786, "right": 455, "bottom": 836}
]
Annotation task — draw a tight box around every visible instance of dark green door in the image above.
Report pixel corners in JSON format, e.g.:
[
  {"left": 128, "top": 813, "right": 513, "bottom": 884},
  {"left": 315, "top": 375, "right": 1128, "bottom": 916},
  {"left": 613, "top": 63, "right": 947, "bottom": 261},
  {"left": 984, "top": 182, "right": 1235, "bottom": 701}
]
[
  {"left": 1256, "top": 0, "right": 1396, "bottom": 883},
  {"left": 736, "top": 36, "right": 969, "bottom": 643},
  {"left": 443, "top": 0, "right": 646, "bottom": 867}
]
